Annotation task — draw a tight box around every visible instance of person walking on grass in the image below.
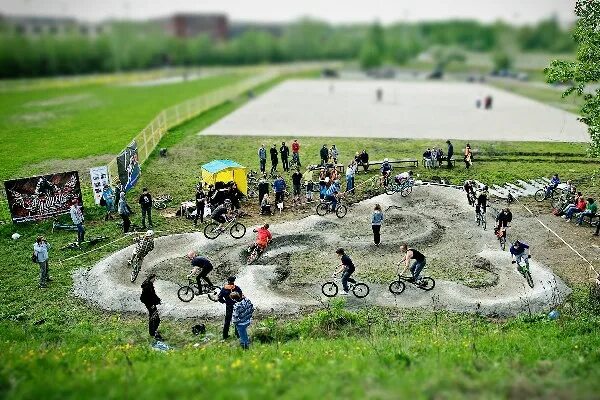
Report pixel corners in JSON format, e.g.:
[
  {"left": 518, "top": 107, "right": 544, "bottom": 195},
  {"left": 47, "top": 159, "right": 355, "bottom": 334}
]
[
  {"left": 139, "top": 187, "right": 153, "bottom": 229},
  {"left": 270, "top": 144, "right": 279, "bottom": 173},
  {"left": 464, "top": 143, "right": 473, "bottom": 169},
  {"left": 446, "top": 140, "right": 454, "bottom": 169},
  {"left": 118, "top": 192, "right": 131, "bottom": 233},
  {"left": 33, "top": 236, "right": 51, "bottom": 288},
  {"left": 258, "top": 144, "right": 267, "bottom": 173},
  {"left": 372, "top": 204, "right": 384, "bottom": 246},
  {"left": 69, "top": 198, "right": 85, "bottom": 245},
  {"left": 230, "top": 291, "right": 254, "bottom": 350},
  {"left": 280, "top": 142, "right": 290, "bottom": 172},
  {"left": 219, "top": 276, "right": 243, "bottom": 341},
  {"left": 140, "top": 274, "right": 164, "bottom": 341}
]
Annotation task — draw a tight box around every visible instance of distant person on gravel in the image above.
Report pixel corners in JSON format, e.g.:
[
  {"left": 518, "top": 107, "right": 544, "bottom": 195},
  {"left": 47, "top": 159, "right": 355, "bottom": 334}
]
[
  {"left": 118, "top": 192, "right": 131, "bottom": 233},
  {"left": 218, "top": 276, "right": 242, "bottom": 340},
  {"left": 495, "top": 208, "right": 513, "bottom": 229},
  {"left": 280, "top": 142, "right": 290, "bottom": 172},
  {"left": 270, "top": 144, "right": 279, "bottom": 173},
  {"left": 129, "top": 230, "right": 155, "bottom": 268},
  {"left": 139, "top": 187, "right": 153, "bottom": 229},
  {"left": 248, "top": 223, "right": 272, "bottom": 255},
  {"left": 140, "top": 274, "right": 163, "bottom": 341},
  {"left": 399, "top": 244, "right": 426, "bottom": 283},
  {"left": 186, "top": 251, "right": 214, "bottom": 292},
  {"left": 380, "top": 159, "right": 393, "bottom": 184},
  {"left": 333, "top": 248, "right": 356, "bottom": 295},
  {"left": 230, "top": 292, "right": 254, "bottom": 350},
  {"left": 33, "top": 235, "right": 51, "bottom": 288},
  {"left": 476, "top": 185, "right": 489, "bottom": 214},
  {"left": 258, "top": 144, "right": 267, "bottom": 173},
  {"left": 464, "top": 180, "right": 476, "bottom": 206},
  {"left": 371, "top": 204, "right": 384, "bottom": 246}
]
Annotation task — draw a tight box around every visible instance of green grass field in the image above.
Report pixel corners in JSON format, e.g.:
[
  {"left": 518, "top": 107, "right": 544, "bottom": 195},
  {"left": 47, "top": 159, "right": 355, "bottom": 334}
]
[{"left": 1, "top": 69, "right": 600, "bottom": 399}]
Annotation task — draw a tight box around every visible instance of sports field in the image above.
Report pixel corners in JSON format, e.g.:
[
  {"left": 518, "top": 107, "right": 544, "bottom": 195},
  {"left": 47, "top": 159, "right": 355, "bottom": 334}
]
[{"left": 202, "top": 79, "right": 589, "bottom": 142}]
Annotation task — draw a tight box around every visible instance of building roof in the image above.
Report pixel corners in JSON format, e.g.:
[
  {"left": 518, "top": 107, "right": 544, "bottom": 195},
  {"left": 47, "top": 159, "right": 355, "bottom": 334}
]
[{"left": 201, "top": 159, "right": 244, "bottom": 174}]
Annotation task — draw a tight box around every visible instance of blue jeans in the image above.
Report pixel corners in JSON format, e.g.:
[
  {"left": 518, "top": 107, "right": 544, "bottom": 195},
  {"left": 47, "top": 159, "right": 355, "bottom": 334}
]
[
  {"left": 564, "top": 206, "right": 579, "bottom": 220},
  {"left": 410, "top": 260, "right": 426, "bottom": 280},
  {"left": 236, "top": 323, "right": 250, "bottom": 349},
  {"left": 346, "top": 176, "right": 354, "bottom": 193},
  {"left": 546, "top": 185, "right": 557, "bottom": 198},
  {"left": 577, "top": 211, "right": 595, "bottom": 225},
  {"left": 515, "top": 253, "right": 529, "bottom": 268},
  {"left": 326, "top": 194, "right": 337, "bottom": 210},
  {"left": 341, "top": 268, "right": 356, "bottom": 292},
  {"left": 76, "top": 223, "right": 85, "bottom": 244}
]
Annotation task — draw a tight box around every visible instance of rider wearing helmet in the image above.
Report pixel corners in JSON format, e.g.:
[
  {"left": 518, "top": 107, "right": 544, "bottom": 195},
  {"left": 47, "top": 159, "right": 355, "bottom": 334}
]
[
  {"left": 380, "top": 158, "right": 393, "bottom": 185},
  {"left": 394, "top": 170, "right": 413, "bottom": 185},
  {"left": 510, "top": 240, "right": 530, "bottom": 270},
  {"left": 186, "top": 251, "right": 214, "bottom": 293},
  {"left": 463, "top": 180, "right": 476, "bottom": 206},
  {"left": 128, "top": 230, "right": 155, "bottom": 266},
  {"left": 211, "top": 199, "right": 233, "bottom": 230},
  {"left": 477, "top": 185, "right": 489, "bottom": 214},
  {"left": 249, "top": 223, "right": 272, "bottom": 255}
]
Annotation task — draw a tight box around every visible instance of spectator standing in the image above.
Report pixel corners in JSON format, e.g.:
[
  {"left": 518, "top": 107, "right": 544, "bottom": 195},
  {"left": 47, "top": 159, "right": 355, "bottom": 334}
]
[
  {"left": 101, "top": 184, "right": 115, "bottom": 221},
  {"left": 258, "top": 144, "right": 267, "bottom": 173},
  {"left": 140, "top": 274, "right": 163, "bottom": 341},
  {"left": 258, "top": 178, "right": 270, "bottom": 206},
  {"left": 280, "top": 142, "right": 290, "bottom": 172},
  {"left": 218, "top": 277, "right": 242, "bottom": 340},
  {"left": 423, "top": 148, "right": 433, "bottom": 169},
  {"left": 372, "top": 204, "right": 384, "bottom": 246},
  {"left": 231, "top": 292, "right": 254, "bottom": 350},
  {"left": 273, "top": 175, "right": 287, "bottom": 208},
  {"left": 292, "top": 169, "right": 303, "bottom": 203},
  {"left": 269, "top": 144, "right": 279, "bottom": 173},
  {"left": 431, "top": 147, "right": 438, "bottom": 168},
  {"left": 306, "top": 180, "right": 315, "bottom": 202},
  {"left": 464, "top": 144, "right": 473, "bottom": 169},
  {"left": 320, "top": 145, "right": 329, "bottom": 166},
  {"left": 346, "top": 162, "right": 356, "bottom": 193},
  {"left": 436, "top": 148, "right": 444, "bottom": 167},
  {"left": 360, "top": 150, "right": 369, "bottom": 173},
  {"left": 194, "top": 185, "right": 206, "bottom": 226},
  {"left": 139, "top": 187, "right": 153, "bottom": 229},
  {"left": 118, "top": 192, "right": 131, "bottom": 233},
  {"left": 446, "top": 140, "right": 454, "bottom": 169},
  {"left": 69, "top": 199, "right": 85, "bottom": 245},
  {"left": 33, "top": 236, "right": 51, "bottom": 288},
  {"left": 291, "top": 139, "right": 301, "bottom": 166},
  {"left": 330, "top": 145, "right": 339, "bottom": 164}
]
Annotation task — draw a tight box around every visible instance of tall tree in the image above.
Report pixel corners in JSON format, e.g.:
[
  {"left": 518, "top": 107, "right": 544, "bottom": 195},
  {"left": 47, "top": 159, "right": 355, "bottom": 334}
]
[
  {"left": 546, "top": 0, "right": 600, "bottom": 157},
  {"left": 359, "top": 22, "right": 386, "bottom": 69}
]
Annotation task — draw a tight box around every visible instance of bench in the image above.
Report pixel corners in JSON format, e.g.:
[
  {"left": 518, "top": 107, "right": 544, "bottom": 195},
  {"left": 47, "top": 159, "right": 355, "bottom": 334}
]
[
  {"left": 422, "top": 157, "right": 456, "bottom": 168},
  {"left": 369, "top": 159, "right": 419, "bottom": 169}
]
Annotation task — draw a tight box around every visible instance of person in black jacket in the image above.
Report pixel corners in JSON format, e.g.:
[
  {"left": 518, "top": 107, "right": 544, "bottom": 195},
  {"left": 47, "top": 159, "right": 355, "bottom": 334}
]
[
  {"left": 280, "top": 142, "right": 290, "bottom": 172},
  {"left": 360, "top": 150, "right": 369, "bottom": 173},
  {"left": 446, "top": 140, "right": 454, "bottom": 169},
  {"left": 258, "top": 178, "right": 270, "bottom": 206},
  {"left": 140, "top": 274, "right": 163, "bottom": 341},
  {"left": 218, "top": 276, "right": 243, "bottom": 340},
  {"left": 270, "top": 145, "right": 279, "bottom": 173},
  {"left": 320, "top": 145, "right": 329, "bottom": 166},
  {"left": 139, "top": 188, "right": 153, "bottom": 229},
  {"left": 194, "top": 184, "right": 206, "bottom": 226}
]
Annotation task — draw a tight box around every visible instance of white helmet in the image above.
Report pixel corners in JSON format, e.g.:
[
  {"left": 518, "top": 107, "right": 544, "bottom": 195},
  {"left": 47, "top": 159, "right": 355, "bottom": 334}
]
[
  {"left": 146, "top": 230, "right": 154, "bottom": 236},
  {"left": 384, "top": 158, "right": 389, "bottom": 162}
]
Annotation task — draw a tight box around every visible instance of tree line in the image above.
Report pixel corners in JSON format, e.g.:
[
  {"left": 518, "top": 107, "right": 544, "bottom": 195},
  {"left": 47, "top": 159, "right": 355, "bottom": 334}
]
[{"left": 0, "top": 18, "right": 575, "bottom": 78}]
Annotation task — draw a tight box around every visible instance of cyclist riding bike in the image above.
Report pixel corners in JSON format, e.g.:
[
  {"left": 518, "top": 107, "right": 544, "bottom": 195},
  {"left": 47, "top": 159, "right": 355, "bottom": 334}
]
[
  {"left": 510, "top": 240, "right": 531, "bottom": 270},
  {"left": 398, "top": 244, "right": 426, "bottom": 283},
  {"left": 186, "top": 251, "right": 215, "bottom": 293},
  {"left": 211, "top": 199, "right": 234, "bottom": 231},
  {"left": 380, "top": 158, "right": 393, "bottom": 185},
  {"left": 129, "top": 230, "right": 155, "bottom": 265},
  {"left": 325, "top": 180, "right": 342, "bottom": 210},
  {"left": 332, "top": 248, "right": 356, "bottom": 295},
  {"left": 464, "top": 180, "right": 476, "bottom": 206},
  {"left": 248, "top": 223, "right": 272, "bottom": 255},
  {"left": 394, "top": 170, "right": 413, "bottom": 185},
  {"left": 495, "top": 207, "right": 513, "bottom": 238},
  {"left": 476, "top": 185, "right": 489, "bottom": 215},
  {"left": 545, "top": 174, "right": 560, "bottom": 198}
]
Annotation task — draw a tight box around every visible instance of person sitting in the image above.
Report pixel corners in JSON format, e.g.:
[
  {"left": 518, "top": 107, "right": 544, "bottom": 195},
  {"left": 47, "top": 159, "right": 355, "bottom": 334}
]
[
  {"left": 248, "top": 224, "right": 272, "bottom": 255},
  {"left": 260, "top": 194, "right": 273, "bottom": 215},
  {"left": 562, "top": 192, "right": 586, "bottom": 220},
  {"left": 394, "top": 170, "right": 413, "bottom": 185},
  {"left": 423, "top": 148, "right": 432, "bottom": 169},
  {"left": 577, "top": 198, "right": 597, "bottom": 225},
  {"left": 545, "top": 174, "right": 560, "bottom": 198}
]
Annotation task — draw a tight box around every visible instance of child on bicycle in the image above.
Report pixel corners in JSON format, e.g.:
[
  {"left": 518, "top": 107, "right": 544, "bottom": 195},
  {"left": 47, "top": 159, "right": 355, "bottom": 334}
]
[
  {"left": 398, "top": 244, "right": 426, "bottom": 283},
  {"left": 545, "top": 174, "right": 560, "bottom": 198},
  {"left": 248, "top": 224, "right": 272, "bottom": 255},
  {"left": 128, "top": 230, "right": 155, "bottom": 266},
  {"left": 325, "top": 180, "right": 341, "bottom": 211},
  {"left": 510, "top": 240, "right": 530, "bottom": 270},
  {"left": 332, "top": 248, "right": 356, "bottom": 295},
  {"left": 186, "top": 251, "right": 215, "bottom": 293}
]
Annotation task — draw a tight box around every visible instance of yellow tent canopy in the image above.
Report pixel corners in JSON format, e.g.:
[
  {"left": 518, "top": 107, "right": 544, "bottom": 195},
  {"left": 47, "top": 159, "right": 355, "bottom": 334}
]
[{"left": 201, "top": 159, "right": 248, "bottom": 195}]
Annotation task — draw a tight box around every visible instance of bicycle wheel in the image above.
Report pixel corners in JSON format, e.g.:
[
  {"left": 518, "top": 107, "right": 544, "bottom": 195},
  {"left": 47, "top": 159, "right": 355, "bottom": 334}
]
[
  {"left": 316, "top": 202, "right": 329, "bottom": 216},
  {"left": 525, "top": 270, "right": 534, "bottom": 288},
  {"left": 207, "top": 286, "right": 220, "bottom": 302},
  {"left": 335, "top": 204, "right": 348, "bottom": 218},
  {"left": 385, "top": 183, "right": 397, "bottom": 195},
  {"left": 417, "top": 277, "right": 436, "bottom": 291},
  {"left": 482, "top": 214, "right": 486, "bottom": 230},
  {"left": 388, "top": 280, "right": 406, "bottom": 295},
  {"left": 230, "top": 222, "right": 246, "bottom": 239},
  {"left": 400, "top": 185, "right": 413, "bottom": 197},
  {"left": 247, "top": 248, "right": 259, "bottom": 265},
  {"left": 177, "top": 285, "right": 195, "bottom": 302},
  {"left": 130, "top": 260, "right": 140, "bottom": 283},
  {"left": 551, "top": 189, "right": 563, "bottom": 201},
  {"left": 500, "top": 236, "right": 506, "bottom": 251},
  {"left": 154, "top": 202, "right": 167, "bottom": 210},
  {"left": 203, "top": 223, "right": 221, "bottom": 240},
  {"left": 321, "top": 282, "right": 338, "bottom": 297},
  {"left": 352, "top": 283, "right": 370, "bottom": 298},
  {"left": 534, "top": 189, "right": 546, "bottom": 202}
]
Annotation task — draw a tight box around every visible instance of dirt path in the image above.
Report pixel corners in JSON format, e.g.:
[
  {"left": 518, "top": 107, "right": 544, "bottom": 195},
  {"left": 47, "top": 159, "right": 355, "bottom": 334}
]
[{"left": 73, "top": 186, "right": 571, "bottom": 318}]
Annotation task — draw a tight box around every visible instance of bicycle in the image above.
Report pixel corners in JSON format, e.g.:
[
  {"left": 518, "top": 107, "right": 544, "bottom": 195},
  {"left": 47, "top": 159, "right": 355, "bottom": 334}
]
[
  {"left": 385, "top": 178, "right": 414, "bottom": 197},
  {"left": 495, "top": 225, "right": 508, "bottom": 251},
  {"left": 321, "top": 274, "right": 369, "bottom": 298},
  {"left": 128, "top": 249, "right": 144, "bottom": 283},
  {"left": 513, "top": 256, "right": 534, "bottom": 288},
  {"left": 316, "top": 196, "right": 347, "bottom": 218},
  {"left": 153, "top": 194, "right": 173, "bottom": 210},
  {"left": 204, "top": 216, "right": 246, "bottom": 240},
  {"left": 534, "top": 186, "right": 565, "bottom": 202},
  {"left": 60, "top": 236, "right": 108, "bottom": 250},
  {"left": 247, "top": 243, "right": 268, "bottom": 265},
  {"left": 52, "top": 219, "right": 78, "bottom": 232},
  {"left": 388, "top": 274, "right": 436, "bottom": 294},
  {"left": 475, "top": 205, "right": 486, "bottom": 230},
  {"left": 177, "top": 276, "right": 221, "bottom": 302}
]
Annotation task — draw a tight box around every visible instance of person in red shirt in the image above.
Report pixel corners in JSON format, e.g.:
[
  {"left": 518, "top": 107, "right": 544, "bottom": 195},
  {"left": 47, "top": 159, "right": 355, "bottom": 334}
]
[
  {"left": 248, "top": 224, "right": 272, "bottom": 254},
  {"left": 291, "top": 139, "right": 301, "bottom": 167}
]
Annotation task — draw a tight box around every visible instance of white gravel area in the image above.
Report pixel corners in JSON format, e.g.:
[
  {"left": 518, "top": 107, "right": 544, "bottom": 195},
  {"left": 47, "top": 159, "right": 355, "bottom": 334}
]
[
  {"left": 72, "top": 185, "right": 570, "bottom": 319},
  {"left": 201, "top": 79, "right": 588, "bottom": 142}
]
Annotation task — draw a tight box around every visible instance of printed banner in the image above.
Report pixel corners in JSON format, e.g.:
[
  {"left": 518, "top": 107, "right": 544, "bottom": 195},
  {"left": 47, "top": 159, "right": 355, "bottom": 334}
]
[
  {"left": 4, "top": 171, "right": 82, "bottom": 223},
  {"left": 116, "top": 140, "right": 141, "bottom": 192},
  {"left": 90, "top": 166, "right": 110, "bottom": 205}
]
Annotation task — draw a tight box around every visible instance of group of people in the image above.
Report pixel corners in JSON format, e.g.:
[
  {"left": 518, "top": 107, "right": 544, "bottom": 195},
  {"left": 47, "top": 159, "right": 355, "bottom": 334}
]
[
  {"left": 100, "top": 184, "right": 155, "bottom": 234},
  {"left": 319, "top": 144, "right": 340, "bottom": 166},
  {"left": 258, "top": 140, "right": 301, "bottom": 174},
  {"left": 551, "top": 177, "right": 599, "bottom": 235},
  {"left": 422, "top": 140, "right": 454, "bottom": 169},
  {"left": 192, "top": 181, "right": 244, "bottom": 226}
]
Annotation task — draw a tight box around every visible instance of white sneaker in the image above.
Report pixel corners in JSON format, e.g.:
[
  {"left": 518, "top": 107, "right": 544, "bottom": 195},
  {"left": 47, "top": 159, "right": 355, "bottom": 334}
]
[{"left": 339, "top": 291, "right": 349, "bottom": 295}]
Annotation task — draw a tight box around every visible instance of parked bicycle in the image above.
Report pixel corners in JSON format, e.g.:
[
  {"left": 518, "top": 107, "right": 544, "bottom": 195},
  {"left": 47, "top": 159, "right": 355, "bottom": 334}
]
[
  {"left": 153, "top": 194, "right": 173, "bottom": 210},
  {"left": 388, "top": 274, "right": 436, "bottom": 294},
  {"left": 514, "top": 256, "right": 534, "bottom": 288},
  {"left": 177, "top": 276, "right": 220, "bottom": 302},
  {"left": 60, "top": 236, "right": 108, "bottom": 250},
  {"left": 52, "top": 219, "right": 77, "bottom": 232},
  {"left": 385, "top": 178, "right": 414, "bottom": 197},
  {"left": 204, "top": 216, "right": 246, "bottom": 240},
  {"left": 321, "top": 275, "right": 369, "bottom": 298},
  {"left": 316, "top": 196, "right": 347, "bottom": 218}
]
